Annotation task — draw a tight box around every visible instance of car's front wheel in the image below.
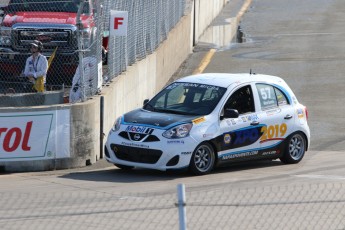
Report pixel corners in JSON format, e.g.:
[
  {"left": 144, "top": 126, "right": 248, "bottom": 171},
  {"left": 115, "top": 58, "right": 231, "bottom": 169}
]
[
  {"left": 114, "top": 164, "right": 134, "bottom": 170},
  {"left": 280, "top": 132, "right": 306, "bottom": 164},
  {"left": 189, "top": 142, "right": 216, "bottom": 175}
]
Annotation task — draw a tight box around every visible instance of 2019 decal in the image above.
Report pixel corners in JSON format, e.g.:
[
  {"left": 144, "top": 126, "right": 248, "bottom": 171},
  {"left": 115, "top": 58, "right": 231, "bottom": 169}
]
[{"left": 260, "top": 123, "right": 287, "bottom": 143}]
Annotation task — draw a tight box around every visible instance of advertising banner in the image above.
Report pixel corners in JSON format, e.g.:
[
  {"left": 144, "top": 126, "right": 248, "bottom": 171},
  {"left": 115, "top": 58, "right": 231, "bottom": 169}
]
[{"left": 0, "top": 109, "right": 70, "bottom": 161}]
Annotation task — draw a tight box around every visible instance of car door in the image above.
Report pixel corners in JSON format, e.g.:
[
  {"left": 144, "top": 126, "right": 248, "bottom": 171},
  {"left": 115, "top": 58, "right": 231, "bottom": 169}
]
[
  {"left": 218, "top": 84, "right": 262, "bottom": 161},
  {"left": 254, "top": 83, "right": 296, "bottom": 156}
]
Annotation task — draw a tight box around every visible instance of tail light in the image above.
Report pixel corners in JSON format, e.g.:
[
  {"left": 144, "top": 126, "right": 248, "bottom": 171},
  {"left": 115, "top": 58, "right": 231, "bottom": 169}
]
[{"left": 304, "top": 106, "right": 308, "bottom": 121}]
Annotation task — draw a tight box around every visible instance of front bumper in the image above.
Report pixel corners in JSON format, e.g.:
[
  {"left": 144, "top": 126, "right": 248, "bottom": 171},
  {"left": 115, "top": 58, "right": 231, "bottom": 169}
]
[{"left": 105, "top": 131, "right": 198, "bottom": 171}]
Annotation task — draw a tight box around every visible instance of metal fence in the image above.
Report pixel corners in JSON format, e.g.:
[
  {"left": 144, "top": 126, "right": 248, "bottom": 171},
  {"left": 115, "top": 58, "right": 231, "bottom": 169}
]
[
  {"left": 104, "top": 0, "right": 186, "bottom": 80},
  {"left": 1, "top": 182, "right": 345, "bottom": 229},
  {"left": 0, "top": 0, "right": 186, "bottom": 106}
]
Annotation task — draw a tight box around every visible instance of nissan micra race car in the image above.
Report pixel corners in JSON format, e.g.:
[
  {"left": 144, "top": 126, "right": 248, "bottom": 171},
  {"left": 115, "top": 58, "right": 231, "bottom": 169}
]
[{"left": 105, "top": 73, "right": 310, "bottom": 175}]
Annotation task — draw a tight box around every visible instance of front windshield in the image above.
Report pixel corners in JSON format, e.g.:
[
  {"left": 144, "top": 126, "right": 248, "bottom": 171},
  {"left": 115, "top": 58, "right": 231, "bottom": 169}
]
[
  {"left": 7, "top": 0, "right": 89, "bottom": 13},
  {"left": 144, "top": 82, "right": 227, "bottom": 116}
]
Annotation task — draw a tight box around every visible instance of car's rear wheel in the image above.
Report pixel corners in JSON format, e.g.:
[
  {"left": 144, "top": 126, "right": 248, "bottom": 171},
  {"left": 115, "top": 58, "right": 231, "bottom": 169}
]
[
  {"left": 114, "top": 164, "right": 134, "bottom": 170},
  {"left": 280, "top": 132, "right": 306, "bottom": 164},
  {"left": 189, "top": 142, "right": 216, "bottom": 175}
]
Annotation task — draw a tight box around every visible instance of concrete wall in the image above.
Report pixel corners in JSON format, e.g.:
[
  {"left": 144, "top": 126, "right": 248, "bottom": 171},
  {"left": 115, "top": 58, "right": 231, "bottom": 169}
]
[
  {"left": 194, "top": 0, "right": 229, "bottom": 44},
  {"left": 0, "top": 0, "right": 229, "bottom": 172}
]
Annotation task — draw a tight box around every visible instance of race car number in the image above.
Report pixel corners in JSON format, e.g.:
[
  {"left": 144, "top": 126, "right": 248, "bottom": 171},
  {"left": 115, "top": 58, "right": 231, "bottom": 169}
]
[{"left": 260, "top": 123, "right": 287, "bottom": 141}]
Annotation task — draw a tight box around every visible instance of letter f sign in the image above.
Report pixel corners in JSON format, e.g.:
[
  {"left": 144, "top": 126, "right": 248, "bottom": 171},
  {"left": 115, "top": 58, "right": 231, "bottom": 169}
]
[
  {"left": 110, "top": 10, "right": 128, "bottom": 36},
  {"left": 114, "top": 17, "right": 124, "bottom": 29}
]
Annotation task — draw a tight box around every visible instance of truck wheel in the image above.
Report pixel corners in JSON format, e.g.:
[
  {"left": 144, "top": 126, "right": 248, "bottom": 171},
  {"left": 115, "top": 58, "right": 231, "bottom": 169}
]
[
  {"left": 189, "top": 142, "right": 216, "bottom": 175},
  {"left": 280, "top": 132, "right": 306, "bottom": 164}
]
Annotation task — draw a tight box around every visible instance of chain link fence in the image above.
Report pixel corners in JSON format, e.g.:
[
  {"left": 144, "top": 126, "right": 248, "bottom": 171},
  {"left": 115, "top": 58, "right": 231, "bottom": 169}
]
[
  {"left": 104, "top": 0, "right": 186, "bottom": 80},
  {"left": 1, "top": 182, "right": 345, "bottom": 229},
  {"left": 0, "top": 0, "right": 186, "bottom": 106}
]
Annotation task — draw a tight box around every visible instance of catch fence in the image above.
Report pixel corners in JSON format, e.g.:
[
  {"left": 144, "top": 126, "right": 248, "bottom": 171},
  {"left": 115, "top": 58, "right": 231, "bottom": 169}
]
[
  {"left": 0, "top": 182, "right": 345, "bottom": 229},
  {"left": 0, "top": 0, "right": 186, "bottom": 106}
]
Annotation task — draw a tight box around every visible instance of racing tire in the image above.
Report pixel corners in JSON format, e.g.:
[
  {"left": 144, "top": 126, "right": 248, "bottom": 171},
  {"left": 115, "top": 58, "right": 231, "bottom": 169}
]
[
  {"left": 189, "top": 142, "right": 216, "bottom": 175},
  {"left": 114, "top": 164, "right": 134, "bottom": 170},
  {"left": 280, "top": 132, "right": 306, "bottom": 164}
]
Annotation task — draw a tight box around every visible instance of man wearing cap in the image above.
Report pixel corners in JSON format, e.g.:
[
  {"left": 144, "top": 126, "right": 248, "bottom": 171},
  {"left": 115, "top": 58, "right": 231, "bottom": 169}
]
[{"left": 22, "top": 40, "right": 48, "bottom": 92}]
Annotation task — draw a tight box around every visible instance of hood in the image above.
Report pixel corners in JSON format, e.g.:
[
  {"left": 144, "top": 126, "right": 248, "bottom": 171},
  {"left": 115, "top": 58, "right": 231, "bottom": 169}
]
[
  {"left": 2, "top": 12, "right": 90, "bottom": 27},
  {"left": 123, "top": 109, "right": 200, "bottom": 128}
]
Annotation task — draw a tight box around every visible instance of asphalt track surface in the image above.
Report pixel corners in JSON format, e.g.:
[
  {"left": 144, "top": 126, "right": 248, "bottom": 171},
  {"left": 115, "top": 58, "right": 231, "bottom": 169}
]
[{"left": 2, "top": 0, "right": 345, "bottom": 229}]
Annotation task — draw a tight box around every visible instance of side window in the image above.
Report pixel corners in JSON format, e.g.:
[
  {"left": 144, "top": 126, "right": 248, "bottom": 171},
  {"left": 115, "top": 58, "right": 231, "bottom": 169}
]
[
  {"left": 256, "top": 84, "right": 277, "bottom": 109},
  {"left": 225, "top": 85, "right": 255, "bottom": 114},
  {"left": 256, "top": 84, "right": 289, "bottom": 110},
  {"left": 275, "top": 88, "right": 289, "bottom": 106}
]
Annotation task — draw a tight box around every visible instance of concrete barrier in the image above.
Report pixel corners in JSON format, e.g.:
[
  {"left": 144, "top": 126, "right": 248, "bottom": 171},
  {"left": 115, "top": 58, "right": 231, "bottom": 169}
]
[
  {"left": 194, "top": 0, "right": 229, "bottom": 45},
  {"left": 0, "top": 91, "right": 64, "bottom": 107},
  {"left": 0, "top": 0, "right": 230, "bottom": 172}
]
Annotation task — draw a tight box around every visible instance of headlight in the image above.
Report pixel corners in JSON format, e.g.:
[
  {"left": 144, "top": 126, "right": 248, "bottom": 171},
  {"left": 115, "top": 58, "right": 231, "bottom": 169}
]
[
  {"left": 0, "top": 27, "right": 11, "bottom": 46},
  {"left": 111, "top": 117, "right": 122, "bottom": 132},
  {"left": 162, "top": 123, "right": 193, "bottom": 139}
]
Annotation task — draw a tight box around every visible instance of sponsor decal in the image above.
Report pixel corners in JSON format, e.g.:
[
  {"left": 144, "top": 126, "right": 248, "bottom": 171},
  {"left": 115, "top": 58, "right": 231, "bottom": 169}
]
[
  {"left": 226, "top": 119, "right": 237, "bottom": 126},
  {"left": 121, "top": 142, "right": 149, "bottom": 149},
  {"left": 260, "top": 123, "right": 287, "bottom": 143},
  {"left": 0, "top": 121, "right": 32, "bottom": 152},
  {"left": 262, "top": 99, "right": 276, "bottom": 106},
  {"left": 224, "top": 134, "right": 231, "bottom": 144},
  {"left": 167, "top": 82, "right": 221, "bottom": 91},
  {"left": 167, "top": 140, "right": 185, "bottom": 144},
  {"left": 222, "top": 150, "right": 258, "bottom": 160},
  {"left": 266, "top": 108, "right": 281, "bottom": 116},
  {"left": 246, "top": 114, "right": 259, "bottom": 121},
  {"left": 221, "top": 126, "right": 263, "bottom": 150},
  {"left": 192, "top": 117, "right": 206, "bottom": 125},
  {"left": 262, "top": 150, "right": 280, "bottom": 156},
  {"left": 203, "top": 133, "right": 213, "bottom": 138},
  {"left": 0, "top": 110, "right": 70, "bottom": 160},
  {"left": 181, "top": 152, "right": 191, "bottom": 155},
  {"left": 233, "top": 128, "right": 259, "bottom": 145},
  {"left": 297, "top": 108, "right": 304, "bottom": 118},
  {"left": 125, "top": 125, "right": 153, "bottom": 134}
]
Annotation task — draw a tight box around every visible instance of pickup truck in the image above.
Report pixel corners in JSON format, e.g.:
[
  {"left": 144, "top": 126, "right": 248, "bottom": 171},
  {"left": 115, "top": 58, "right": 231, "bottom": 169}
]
[{"left": 0, "top": 0, "right": 107, "bottom": 86}]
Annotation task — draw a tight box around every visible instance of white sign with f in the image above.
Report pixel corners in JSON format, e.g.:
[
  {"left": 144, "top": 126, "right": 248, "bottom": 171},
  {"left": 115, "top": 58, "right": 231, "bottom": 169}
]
[{"left": 110, "top": 10, "right": 128, "bottom": 36}]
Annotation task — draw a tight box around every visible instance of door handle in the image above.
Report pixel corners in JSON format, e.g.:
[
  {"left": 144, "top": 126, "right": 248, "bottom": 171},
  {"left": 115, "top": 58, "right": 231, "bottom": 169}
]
[
  {"left": 284, "top": 115, "right": 293, "bottom": 119},
  {"left": 250, "top": 121, "right": 260, "bottom": 126}
]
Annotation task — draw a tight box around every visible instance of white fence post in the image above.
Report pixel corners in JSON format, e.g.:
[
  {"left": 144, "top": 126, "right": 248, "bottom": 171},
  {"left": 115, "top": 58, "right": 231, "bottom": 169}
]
[{"left": 177, "top": 183, "right": 187, "bottom": 230}]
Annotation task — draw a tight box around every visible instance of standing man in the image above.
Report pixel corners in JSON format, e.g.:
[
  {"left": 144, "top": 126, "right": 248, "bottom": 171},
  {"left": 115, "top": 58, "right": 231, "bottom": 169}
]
[{"left": 23, "top": 40, "right": 48, "bottom": 92}]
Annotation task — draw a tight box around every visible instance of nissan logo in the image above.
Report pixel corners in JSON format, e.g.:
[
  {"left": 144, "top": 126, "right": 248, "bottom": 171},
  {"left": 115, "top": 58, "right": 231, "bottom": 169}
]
[{"left": 133, "top": 134, "right": 141, "bottom": 141}]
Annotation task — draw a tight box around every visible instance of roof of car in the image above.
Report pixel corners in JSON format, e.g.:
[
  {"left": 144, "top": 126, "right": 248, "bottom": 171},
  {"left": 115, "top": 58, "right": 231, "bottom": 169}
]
[{"left": 176, "top": 73, "right": 285, "bottom": 88}]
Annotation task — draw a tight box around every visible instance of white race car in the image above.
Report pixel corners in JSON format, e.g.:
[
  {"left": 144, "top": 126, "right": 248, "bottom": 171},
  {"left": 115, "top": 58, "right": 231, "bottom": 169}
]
[{"left": 105, "top": 73, "right": 310, "bottom": 175}]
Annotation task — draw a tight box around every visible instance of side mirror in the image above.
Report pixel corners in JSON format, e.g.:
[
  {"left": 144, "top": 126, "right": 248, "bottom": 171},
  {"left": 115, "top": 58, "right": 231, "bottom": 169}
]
[
  {"left": 143, "top": 99, "right": 149, "bottom": 106},
  {"left": 223, "top": 108, "right": 239, "bottom": 119}
]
